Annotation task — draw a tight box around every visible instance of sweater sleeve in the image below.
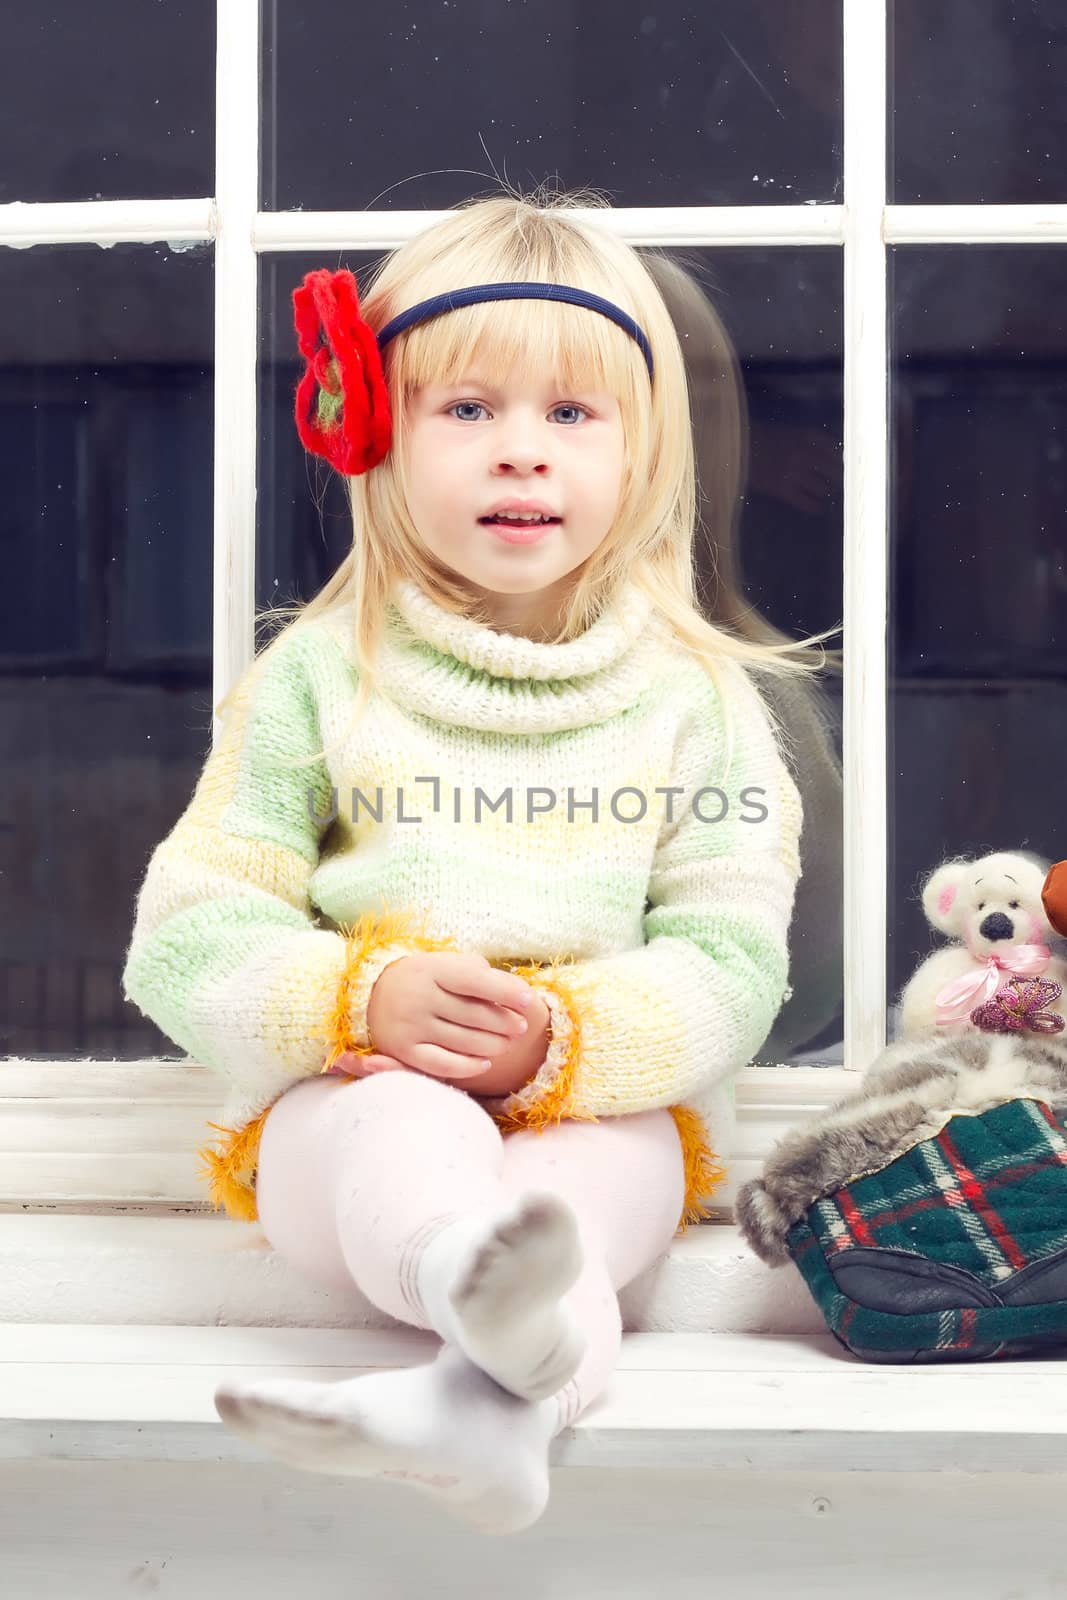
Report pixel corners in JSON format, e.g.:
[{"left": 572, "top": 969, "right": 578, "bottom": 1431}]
[
  {"left": 484, "top": 660, "right": 804, "bottom": 1130},
  {"left": 120, "top": 626, "right": 456, "bottom": 1123}
]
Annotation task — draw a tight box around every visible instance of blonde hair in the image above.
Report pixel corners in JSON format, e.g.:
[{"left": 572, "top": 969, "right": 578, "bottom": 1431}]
[{"left": 222, "top": 182, "right": 841, "bottom": 772}]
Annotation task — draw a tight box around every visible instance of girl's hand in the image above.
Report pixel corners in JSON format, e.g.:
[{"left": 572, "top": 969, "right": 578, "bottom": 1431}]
[
  {"left": 328, "top": 990, "right": 551, "bottom": 1097},
  {"left": 355, "top": 950, "right": 543, "bottom": 1086}
]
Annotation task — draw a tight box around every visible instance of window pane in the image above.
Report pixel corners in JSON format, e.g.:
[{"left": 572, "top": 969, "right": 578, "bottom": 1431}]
[
  {"left": 0, "top": 4, "right": 215, "bottom": 204},
  {"left": 260, "top": 246, "right": 844, "bottom": 1065},
  {"left": 888, "top": 246, "right": 1067, "bottom": 1033},
  {"left": 262, "top": 1, "right": 842, "bottom": 211},
  {"left": 890, "top": 0, "right": 1067, "bottom": 204},
  {"left": 0, "top": 244, "right": 214, "bottom": 1059}
]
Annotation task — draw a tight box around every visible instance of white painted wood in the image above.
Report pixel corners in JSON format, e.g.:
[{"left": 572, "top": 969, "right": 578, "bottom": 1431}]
[
  {"left": 0, "top": 197, "right": 215, "bottom": 246},
  {"left": 212, "top": 0, "right": 260, "bottom": 737},
  {"left": 0, "top": 1214, "right": 826, "bottom": 1334},
  {"left": 0, "top": 1061, "right": 860, "bottom": 1209},
  {"left": 841, "top": 0, "right": 889, "bottom": 1070},
  {"left": 4, "top": 1460, "right": 1065, "bottom": 1600},
  {"left": 886, "top": 203, "right": 1067, "bottom": 242},
  {"left": 3, "top": 1325, "right": 1067, "bottom": 1476},
  {"left": 5, "top": 199, "right": 1067, "bottom": 253}
]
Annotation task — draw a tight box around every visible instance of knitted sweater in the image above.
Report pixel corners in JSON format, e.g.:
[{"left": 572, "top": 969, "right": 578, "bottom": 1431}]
[{"left": 121, "top": 578, "right": 803, "bottom": 1225}]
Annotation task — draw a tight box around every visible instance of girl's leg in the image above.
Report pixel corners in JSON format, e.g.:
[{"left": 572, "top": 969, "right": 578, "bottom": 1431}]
[
  {"left": 255, "top": 1070, "right": 686, "bottom": 1422},
  {"left": 256, "top": 1069, "right": 586, "bottom": 1400},
  {"left": 495, "top": 1109, "right": 686, "bottom": 1428},
  {"left": 231, "top": 1069, "right": 585, "bottom": 1533},
  {"left": 227, "top": 1072, "right": 686, "bottom": 1534}
]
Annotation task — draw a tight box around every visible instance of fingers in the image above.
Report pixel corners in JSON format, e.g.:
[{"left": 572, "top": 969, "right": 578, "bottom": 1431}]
[
  {"left": 432, "top": 953, "right": 537, "bottom": 1012},
  {"left": 405, "top": 1041, "right": 495, "bottom": 1080},
  {"left": 327, "top": 1051, "right": 408, "bottom": 1077},
  {"left": 427, "top": 1015, "right": 523, "bottom": 1058},
  {"left": 434, "top": 992, "right": 531, "bottom": 1039}
]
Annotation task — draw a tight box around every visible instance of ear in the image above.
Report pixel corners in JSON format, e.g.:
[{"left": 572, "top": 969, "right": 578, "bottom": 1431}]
[{"left": 921, "top": 860, "right": 971, "bottom": 936}]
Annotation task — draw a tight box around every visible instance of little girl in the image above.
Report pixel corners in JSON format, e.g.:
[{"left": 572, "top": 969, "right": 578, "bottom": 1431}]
[{"left": 122, "top": 187, "right": 832, "bottom": 1536}]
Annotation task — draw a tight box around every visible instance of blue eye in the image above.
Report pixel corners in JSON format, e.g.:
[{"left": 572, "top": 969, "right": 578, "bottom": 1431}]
[{"left": 445, "top": 401, "right": 589, "bottom": 424}]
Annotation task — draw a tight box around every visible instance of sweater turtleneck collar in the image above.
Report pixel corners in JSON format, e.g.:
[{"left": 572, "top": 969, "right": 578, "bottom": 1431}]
[{"left": 373, "top": 576, "right": 667, "bottom": 735}]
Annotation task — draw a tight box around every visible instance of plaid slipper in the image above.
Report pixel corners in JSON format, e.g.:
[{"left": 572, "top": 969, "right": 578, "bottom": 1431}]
[{"left": 784, "top": 1097, "right": 1067, "bottom": 1361}]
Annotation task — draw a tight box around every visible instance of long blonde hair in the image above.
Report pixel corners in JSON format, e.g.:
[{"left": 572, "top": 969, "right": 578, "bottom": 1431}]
[{"left": 222, "top": 183, "right": 841, "bottom": 770}]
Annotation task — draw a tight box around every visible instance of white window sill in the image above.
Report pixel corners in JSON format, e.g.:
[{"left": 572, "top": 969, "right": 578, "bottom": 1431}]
[
  {"left": 0, "top": 1058, "right": 857, "bottom": 1212},
  {"left": 0, "top": 1058, "right": 857, "bottom": 1332},
  {"left": 3, "top": 1323, "right": 1064, "bottom": 1475}
]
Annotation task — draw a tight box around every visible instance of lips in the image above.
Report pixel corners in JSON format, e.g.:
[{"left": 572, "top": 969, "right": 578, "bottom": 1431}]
[{"left": 484, "top": 519, "right": 557, "bottom": 546}]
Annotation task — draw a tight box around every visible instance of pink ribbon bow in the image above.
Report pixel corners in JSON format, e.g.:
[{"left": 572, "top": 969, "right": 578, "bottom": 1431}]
[{"left": 934, "top": 944, "right": 1051, "bottom": 1025}]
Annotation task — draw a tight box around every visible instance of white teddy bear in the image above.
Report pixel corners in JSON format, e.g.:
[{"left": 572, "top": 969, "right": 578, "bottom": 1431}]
[{"left": 897, "top": 849, "right": 1067, "bottom": 1039}]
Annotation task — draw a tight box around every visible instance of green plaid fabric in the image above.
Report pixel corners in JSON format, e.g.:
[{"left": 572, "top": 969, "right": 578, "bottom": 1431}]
[{"left": 787, "top": 1097, "right": 1067, "bottom": 1362}]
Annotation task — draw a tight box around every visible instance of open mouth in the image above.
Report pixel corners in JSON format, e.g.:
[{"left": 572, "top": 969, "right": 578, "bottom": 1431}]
[{"left": 478, "top": 515, "right": 562, "bottom": 529}]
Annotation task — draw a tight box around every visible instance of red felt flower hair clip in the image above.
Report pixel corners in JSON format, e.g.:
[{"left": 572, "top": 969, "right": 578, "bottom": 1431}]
[{"left": 292, "top": 268, "right": 392, "bottom": 476}]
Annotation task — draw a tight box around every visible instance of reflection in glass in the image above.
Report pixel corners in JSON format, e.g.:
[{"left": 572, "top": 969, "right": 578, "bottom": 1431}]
[
  {"left": 260, "top": 244, "right": 845, "bottom": 1064},
  {"left": 0, "top": 244, "right": 214, "bottom": 1058},
  {"left": 889, "top": 247, "right": 1067, "bottom": 1035},
  {"left": 891, "top": 0, "right": 1067, "bottom": 204},
  {"left": 0, "top": 3, "right": 215, "bottom": 205},
  {"left": 643, "top": 249, "right": 844, "bottom": 1065},
  {"left": 263, "top": 0, "right": 842, "bottom": 212}
]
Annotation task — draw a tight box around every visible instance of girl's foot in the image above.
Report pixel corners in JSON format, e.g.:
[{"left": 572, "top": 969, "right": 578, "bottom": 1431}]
[
  {"left": 214, "top": 1344, "right": 557, "bottom": 1535},
  {"left": 415, "top": 1190, "right": 586, "bottom": 1401}
]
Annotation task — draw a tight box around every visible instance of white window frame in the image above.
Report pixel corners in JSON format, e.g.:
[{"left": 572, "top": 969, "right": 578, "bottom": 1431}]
[{"left": 3, "top": 0, "right": 1065, "bottom": 1214}]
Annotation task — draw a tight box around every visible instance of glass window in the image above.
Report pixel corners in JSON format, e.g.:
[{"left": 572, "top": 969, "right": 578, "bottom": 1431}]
[
  {"left": 888, "top": 245, "right": 1067, "bottom": 1031},
  {"left": 260, "top": 244, "right": 845, "bottom": 1064},
  {"left": 0, "top": 3, "right": 215, "bottom": 204},
  {"left": 890, "top": 0, "right": 1067, "bottom": 204},
  {"left": 262, "top": 0, "right": 842, "bottom": 212},
  {"left": 0, "top": 244, "right": 215, "bottom": 1058}
]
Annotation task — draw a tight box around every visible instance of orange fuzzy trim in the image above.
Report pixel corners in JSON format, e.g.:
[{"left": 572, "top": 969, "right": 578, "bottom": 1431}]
[
  {"left": 489, "top": 955, "right": 599, "bottom": 1135},
  {"left": 310, "top": 903, "right": 461, "bottom": 1072},
  {"left": 196, "top": 1109, "right": 270, "bottom": 1222},
  {"left": 669, "top": 1103, "right": 728, "bottom": 1231}
]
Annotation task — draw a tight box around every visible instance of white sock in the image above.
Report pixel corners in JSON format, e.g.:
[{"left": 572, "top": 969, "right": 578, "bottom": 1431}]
[
  {"left": 413, "top": 1189, "right": 587, "bottom": 1402},
  {"left": 214, "top": 1343, "right": 559, "bottom": 1536}
]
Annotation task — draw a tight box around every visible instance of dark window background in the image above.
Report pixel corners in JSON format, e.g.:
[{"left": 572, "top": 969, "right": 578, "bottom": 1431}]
[
  {"left": 0, "top": 244, "right": 214, "bottom": 1057},
  {"left": 0, "top": 5, "right": 215, "bottom": 204},
  {"left": 262, "top": 0, "right": 844, "bottom": 211},
  {"left": 890, "top": 0, "right": 1067, "bottom": 204},
  {"left": 888, "top": 246, "right": 1067, "bottom": 1026}
]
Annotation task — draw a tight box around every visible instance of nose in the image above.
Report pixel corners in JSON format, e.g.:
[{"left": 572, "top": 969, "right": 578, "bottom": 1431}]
[
  {"left": 493, "top": 451, "right": 549, "bottom": 476},
  {"left": 492, "top": 413, "right": 550, "bottom": 475},
  {"left": 979, "top": 912, "right": 1014, "bottom": 942}
]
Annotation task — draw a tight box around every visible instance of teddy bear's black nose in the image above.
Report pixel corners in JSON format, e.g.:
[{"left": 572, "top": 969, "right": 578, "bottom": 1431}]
[{"left": 979, "top": 912, "right": 1014, "bottom": 942}]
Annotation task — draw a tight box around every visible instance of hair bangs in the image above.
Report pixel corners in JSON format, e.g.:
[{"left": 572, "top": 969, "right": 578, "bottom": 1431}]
[{"left": 389, "top": 294, "right": 645, "bottom": 409}]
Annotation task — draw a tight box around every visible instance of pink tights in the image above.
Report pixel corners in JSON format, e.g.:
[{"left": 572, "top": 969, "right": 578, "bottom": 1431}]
[{"left": 254, "top": 1069, "right": 687, "bottom": 1431}]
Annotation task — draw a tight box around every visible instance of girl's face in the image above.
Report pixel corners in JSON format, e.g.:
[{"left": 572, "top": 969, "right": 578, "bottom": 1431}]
[{"left": 401, "top": 365, "right": 626, "bottom": 632}]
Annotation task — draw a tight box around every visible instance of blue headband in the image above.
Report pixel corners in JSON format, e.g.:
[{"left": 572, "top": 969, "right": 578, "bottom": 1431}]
[{"left": 375, "top": 281, "right": 655, "bottom": 382}]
